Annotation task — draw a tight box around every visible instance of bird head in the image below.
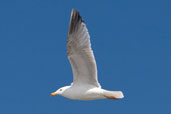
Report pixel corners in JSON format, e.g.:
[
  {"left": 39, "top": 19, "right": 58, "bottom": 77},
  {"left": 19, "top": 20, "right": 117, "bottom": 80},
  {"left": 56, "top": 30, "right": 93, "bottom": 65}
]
[{"left": 50, "top": 86, "right": 70, "bottom": 96}]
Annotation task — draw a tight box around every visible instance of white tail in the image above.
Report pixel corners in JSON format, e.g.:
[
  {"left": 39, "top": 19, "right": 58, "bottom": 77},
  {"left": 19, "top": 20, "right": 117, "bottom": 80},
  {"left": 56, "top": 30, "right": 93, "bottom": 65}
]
[{"left": 103, "top": 90, "right": 124, "bottom": 100}]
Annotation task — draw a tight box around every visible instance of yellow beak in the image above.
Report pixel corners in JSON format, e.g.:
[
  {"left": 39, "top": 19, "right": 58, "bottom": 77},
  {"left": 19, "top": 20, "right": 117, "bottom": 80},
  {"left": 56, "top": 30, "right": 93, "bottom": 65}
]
[{"left": 50, "top": 92, "right": 57, "bottom": 96}]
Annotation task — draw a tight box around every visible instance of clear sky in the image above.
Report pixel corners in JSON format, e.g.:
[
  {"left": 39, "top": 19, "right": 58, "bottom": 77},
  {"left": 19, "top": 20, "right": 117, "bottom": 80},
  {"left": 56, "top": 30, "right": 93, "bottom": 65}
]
[{"left": 0, "top": 0, "right": 171, "bottom": 114}]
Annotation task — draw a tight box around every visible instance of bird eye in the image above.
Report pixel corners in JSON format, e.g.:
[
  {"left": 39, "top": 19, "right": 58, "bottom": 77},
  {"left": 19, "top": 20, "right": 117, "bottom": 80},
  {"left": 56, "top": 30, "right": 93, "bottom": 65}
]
[{"left": 59, "top": 89, "right": 62, "bottom": 91}]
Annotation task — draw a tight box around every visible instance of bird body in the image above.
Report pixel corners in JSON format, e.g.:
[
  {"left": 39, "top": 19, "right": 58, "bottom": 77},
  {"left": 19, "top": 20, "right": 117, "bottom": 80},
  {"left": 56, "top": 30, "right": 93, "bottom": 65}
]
[
  {"left": 61, "top": 85, "right": 104, "bottom": 100},
  {"left": 51, "top": 9, "right": 124, "bottom": 100},
  {"left": 53, "top": 84, "right": 123, "bottom": 100}
]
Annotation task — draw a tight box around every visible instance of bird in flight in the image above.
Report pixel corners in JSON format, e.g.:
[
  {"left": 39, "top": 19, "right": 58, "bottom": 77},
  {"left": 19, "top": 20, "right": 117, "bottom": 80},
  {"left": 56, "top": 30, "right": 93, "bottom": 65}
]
[{"left": 51, "top": 9, "right": 124, "bottom": 100}]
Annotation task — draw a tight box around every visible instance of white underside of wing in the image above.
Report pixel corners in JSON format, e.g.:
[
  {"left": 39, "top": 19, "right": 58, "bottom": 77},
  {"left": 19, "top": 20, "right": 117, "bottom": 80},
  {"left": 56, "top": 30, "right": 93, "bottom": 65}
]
[{"left": 67, "top": 9, "right": 100, "bottom": 87}]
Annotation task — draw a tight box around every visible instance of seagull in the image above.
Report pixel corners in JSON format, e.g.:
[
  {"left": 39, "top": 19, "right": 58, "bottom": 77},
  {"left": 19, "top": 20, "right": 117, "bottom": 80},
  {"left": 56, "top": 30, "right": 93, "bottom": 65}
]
[{"left": 50, "top": 9, "right": 124, "bottom": 100}]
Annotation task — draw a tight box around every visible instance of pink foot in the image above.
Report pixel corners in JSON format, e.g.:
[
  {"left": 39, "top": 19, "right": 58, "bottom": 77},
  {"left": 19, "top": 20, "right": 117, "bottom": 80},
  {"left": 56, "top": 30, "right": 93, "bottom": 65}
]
[{"left": 104, "top": 95, "right": 118, "bottom": 100}]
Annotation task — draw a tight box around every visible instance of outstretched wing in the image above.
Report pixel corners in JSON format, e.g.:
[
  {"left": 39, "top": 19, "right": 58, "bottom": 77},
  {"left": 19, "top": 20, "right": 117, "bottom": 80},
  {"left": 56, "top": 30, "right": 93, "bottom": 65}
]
[{"left": 67, "top": 9, "right": 100, "bottom": 87}]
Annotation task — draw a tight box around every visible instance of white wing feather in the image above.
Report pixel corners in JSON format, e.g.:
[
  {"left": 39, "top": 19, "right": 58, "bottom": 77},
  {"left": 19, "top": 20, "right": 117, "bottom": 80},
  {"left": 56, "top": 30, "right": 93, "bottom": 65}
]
[{"left": 67, "top": 9, "right": 100, "bottom": 87}]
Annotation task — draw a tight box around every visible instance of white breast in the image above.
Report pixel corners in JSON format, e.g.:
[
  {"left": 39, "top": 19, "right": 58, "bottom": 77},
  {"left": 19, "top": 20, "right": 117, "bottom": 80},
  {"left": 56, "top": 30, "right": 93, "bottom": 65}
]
[{"left": 62, "top": 84, "right": 105, "bottom": 100}]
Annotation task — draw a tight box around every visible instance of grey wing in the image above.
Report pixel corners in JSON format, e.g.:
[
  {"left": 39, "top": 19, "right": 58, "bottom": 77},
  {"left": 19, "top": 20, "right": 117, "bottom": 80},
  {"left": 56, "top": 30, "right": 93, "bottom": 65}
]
[{"left": 67, "top": 9, "right": 100, "bottom": 87}]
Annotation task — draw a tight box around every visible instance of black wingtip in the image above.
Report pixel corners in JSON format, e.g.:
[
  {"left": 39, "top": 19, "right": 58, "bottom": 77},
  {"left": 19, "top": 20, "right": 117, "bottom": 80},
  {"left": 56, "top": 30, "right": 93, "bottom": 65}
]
[
  {"left": 72, "top": 9, "right": 84, "bottom": 22},
  {"left": 69, "top": 9, "right": 84, "bottom": 34}
]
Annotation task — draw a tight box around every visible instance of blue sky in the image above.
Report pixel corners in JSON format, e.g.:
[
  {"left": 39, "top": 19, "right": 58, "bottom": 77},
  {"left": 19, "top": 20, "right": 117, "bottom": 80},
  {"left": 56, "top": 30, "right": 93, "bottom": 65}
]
[{"left": 0, "top": 0, "right": 171, "bottom": 114}]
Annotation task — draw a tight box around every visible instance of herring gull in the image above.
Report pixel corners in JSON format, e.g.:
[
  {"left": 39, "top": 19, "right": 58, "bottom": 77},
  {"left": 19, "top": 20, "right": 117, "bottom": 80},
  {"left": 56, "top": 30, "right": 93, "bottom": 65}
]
[{"left": 50, "top": 9, "right": 124, "bottom": 100}]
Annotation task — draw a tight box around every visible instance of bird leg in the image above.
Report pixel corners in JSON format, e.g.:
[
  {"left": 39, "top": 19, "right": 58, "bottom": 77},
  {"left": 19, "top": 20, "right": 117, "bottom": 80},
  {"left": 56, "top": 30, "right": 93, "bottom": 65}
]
[{"left": 104, "top": 95, "right": 118, "bottom": 100}]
